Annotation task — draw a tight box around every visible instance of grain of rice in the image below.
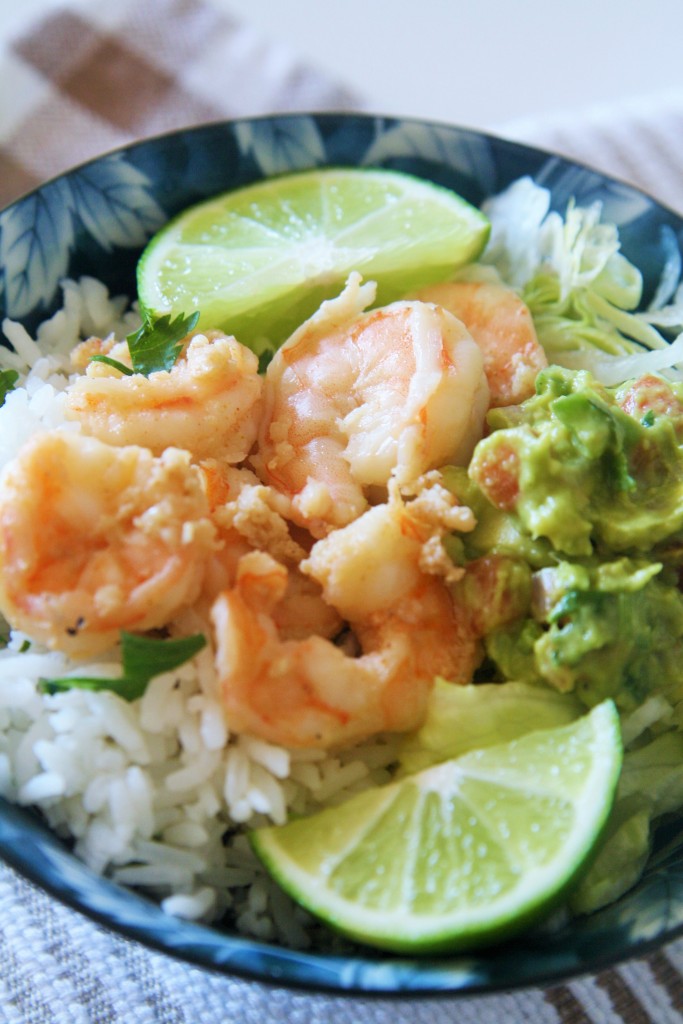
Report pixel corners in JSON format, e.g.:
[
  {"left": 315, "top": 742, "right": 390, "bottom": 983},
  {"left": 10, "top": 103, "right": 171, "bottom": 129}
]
[
  {"left": 85, "top": 693, "right": 150, "bottom": 763},
  {"left": 236, "top": 908, "right": 275, "bottom": 942},
  {"left": 133, "top": 839, "right": 208, "bottom": 871},
  {"left": 247, "top": 877, "right": 269, "bottom": 914},
  {"left": 32, "top": 736, "right": 78, "bottom": 784},
  {"left": 0, "top": 678, "right": 45, "bottom": 724},
  {"left": 78, "top": 815, "right": 130, "bottom": 872},
  {"left": 93, "top": 744, "right": 130, "bottom": 776},
  {"left": 117, "top": 767, "right": 154, "bottom": 837},
  {"left": 82, "top": 774, "right": 114, "bottom": 814},
  {"left": 188, "top": 698, "right": 228, "bottom": 750},
  {"left": 177, "top": 714, "right": 204, "bottom": 757},
  {"left": 247, "top": 763, "right": 287, "bottom": 823},
  {"left": 18, "top": 771, "right": 65, "bottom": 802},
  {"left": 288, "top": 761, "right": 322, "bottom": 791},
  {"left": 165, "top": 750, "right": 221, "bottom": 793},
  {"left": 313, "top": 759, "right": 370, "bottom": 803},
  {"left": 193, "top": 783, "right": 221, "bottom": 819},
  {"left": 1, "top": 320, "right": 42, "bottom": 367},
  {"left": 224, "top": 745, "right": 250, "bottom": 807},
  {"left": 14, "top": 720, "right": 53, "bottom": 784},
  {"left": 48, "top": 705, "right": 89, "bottom": 734},
  {"left": 113, "top": 863, "right": 198, "bottom": 888},
  {"left": 161, "top": 887, "right": 215, "bottom": 921},
  {"left": 0, "top": 652, "right": 69, "bottom": 682},
  {"left": 239, "top": 735, "right": 290, "bottom": 779},
  {"left": 230, "top": 798, "right": 255, "bottom": 824},
  {"left": 139, "top": 674, "right": 179, "bottom": 732},
  {"left": 162, "top": 821, "right": 210, "bottom": 848}
]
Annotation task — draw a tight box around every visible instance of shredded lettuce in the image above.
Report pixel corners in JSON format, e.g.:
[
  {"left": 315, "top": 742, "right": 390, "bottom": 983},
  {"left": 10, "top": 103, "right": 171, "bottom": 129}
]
[
  {"left": 482, "top": 177, "right": 683, "bottom": 382},
  {"left": 398, "top": 678, "right": 582, "bottom": 775}
]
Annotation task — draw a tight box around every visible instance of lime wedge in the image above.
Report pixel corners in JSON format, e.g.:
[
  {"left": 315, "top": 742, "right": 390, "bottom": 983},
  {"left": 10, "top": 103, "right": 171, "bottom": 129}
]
[
  {"left": 137, "top": 168, "right": 490, "bottom": 351},
  {"left": 250, "top": 701, "right": 622, "bottom": 953}
]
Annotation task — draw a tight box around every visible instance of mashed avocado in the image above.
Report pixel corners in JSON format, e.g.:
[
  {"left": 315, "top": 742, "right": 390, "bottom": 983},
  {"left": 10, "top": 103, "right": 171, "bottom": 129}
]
[
  {"left": 468, "top": 366, "right": 683, "bottom": 557},
  {"left": 446, "top": 366, "right": 683, "bottom": 713},
  {"left": 487, "top": 558, "right": 683, "bottom": 712}
]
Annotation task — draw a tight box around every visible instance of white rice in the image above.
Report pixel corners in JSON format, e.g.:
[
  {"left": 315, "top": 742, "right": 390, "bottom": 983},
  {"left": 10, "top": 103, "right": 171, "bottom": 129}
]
[{"left": 0, "top": 279, "right": 400, "bottom": 948}]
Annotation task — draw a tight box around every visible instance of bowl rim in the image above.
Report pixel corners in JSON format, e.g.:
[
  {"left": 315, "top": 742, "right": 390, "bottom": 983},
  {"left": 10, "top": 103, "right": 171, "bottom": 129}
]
[
  {"left": 9, "top": 107, "right": 683, "bottom": 225},
  {"left": 3, "top": 792, "right": 679, "bottom": 998}
]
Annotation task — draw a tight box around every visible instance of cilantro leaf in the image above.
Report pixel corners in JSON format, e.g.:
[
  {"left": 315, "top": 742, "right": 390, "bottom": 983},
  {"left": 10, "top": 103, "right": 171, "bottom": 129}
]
[
  {"left": 89, "top": 311, "right": 200, "bottom": 377},
  {"left": 127, "top": 311, "right": 200, "bottom": 375},
  {"left": 0, "top": 369, "right": 19, "bottom": 406},
  {"left": 40, "top": 631, "right": 206, "bottom": 701}
]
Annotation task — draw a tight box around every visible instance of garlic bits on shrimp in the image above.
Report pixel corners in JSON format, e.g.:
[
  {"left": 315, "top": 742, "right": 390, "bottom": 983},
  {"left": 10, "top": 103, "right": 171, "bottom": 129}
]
[{"left": 253, "top": 273, "right": 489, "bottom": 536}]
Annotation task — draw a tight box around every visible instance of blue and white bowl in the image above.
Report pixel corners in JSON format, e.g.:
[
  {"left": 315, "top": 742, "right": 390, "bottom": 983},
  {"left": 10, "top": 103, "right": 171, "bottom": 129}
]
[{"left": 1, "top": 112, "right": 683, "bottom": 996}]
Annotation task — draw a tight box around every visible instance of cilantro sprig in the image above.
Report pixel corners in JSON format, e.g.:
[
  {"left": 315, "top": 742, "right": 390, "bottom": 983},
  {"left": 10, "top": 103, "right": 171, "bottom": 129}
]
[
  {"left": 91, "top": 311, "right": 200, "bottom": 377},
  {"left": 40, "top": 631, "right": 207, "bottom": 702},
  {"left": 0, "top": 369, "right": 19, "bottom": 407}
]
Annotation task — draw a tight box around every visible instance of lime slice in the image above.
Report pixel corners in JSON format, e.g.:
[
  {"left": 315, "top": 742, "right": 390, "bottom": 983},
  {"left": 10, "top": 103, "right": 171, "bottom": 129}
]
[
  {"left": 137, "top": 168, "right": 490, "bottom": 350},
  {"left": 250, "top": 701, "right": 622, "bottom": 953}
]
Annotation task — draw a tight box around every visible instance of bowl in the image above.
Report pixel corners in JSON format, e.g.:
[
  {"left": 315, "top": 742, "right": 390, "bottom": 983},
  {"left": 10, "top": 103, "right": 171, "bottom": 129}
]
[{"left": 1, "top": 111, "right": 683, "bottom": 997}]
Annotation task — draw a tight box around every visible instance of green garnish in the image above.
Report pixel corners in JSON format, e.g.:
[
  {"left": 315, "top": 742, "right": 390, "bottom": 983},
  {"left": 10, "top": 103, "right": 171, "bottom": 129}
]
[
  {"left": 40, "top": 631, "right": 206, "bottom": 701},
  {"left": 91, "top": 355, "right": 134, "bottom": 376},
  {"left": 90, "top": 311, "right": 200, "bottom": 377},
  {"left": 0, "top": 368, "right": 19, "bottom": 406}
]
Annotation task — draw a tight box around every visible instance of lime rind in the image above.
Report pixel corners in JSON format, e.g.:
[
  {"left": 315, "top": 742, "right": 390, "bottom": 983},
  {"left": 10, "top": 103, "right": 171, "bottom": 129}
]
[
  {"left": 137, "top": 168, "right": 490, "bottom": 350},
  {"left": 250, "top": 701, "right": 622, "bottom": 954}
]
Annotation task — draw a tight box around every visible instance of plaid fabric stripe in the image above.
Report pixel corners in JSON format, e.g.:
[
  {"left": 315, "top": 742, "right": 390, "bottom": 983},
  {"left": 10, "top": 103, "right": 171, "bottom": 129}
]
[{"left": 0, "top": 0, "right": 362, "bottom": 207}]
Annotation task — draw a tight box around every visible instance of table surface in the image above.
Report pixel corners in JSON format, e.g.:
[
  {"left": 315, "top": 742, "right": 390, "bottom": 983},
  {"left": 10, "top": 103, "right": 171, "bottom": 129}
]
[{"left": 2, "top": 0, "right": 683, "bottom": 129}]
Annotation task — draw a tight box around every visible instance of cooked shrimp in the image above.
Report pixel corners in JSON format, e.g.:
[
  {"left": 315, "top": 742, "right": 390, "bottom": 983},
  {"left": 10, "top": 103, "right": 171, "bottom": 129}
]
[
  {"left": 252, "top": 273, "right": 489, "bottom": 536},
  {"left": 0, "top": 431, "right": 217, "bottom": 656},
  {"left": 197, "top": 459, "right": 343, "bottom": 641},
  {"left": 414, "top": 278, "right": 547, "bottom": 407},
  {"left": 64, "top": 331, "right": 263, "bottom": 461},
  {"left": 211, "top": 499, "right": 479, "bottom": 748}
]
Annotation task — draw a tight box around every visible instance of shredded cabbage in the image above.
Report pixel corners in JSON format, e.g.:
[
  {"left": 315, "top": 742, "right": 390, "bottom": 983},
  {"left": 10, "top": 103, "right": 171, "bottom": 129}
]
[{"left": 481, "top": 177, "right": 683, "bottom": 383}]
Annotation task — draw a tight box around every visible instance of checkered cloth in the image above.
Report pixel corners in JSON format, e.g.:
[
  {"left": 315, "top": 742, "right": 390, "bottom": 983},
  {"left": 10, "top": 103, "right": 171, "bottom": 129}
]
[
  {"left": 2, "top": 1, "right": 683, "bottom": 1022},
  {"left": 496, "top": 90, "right": 683, "bottom": 217},
  {"left": 0, "top": 0, "right": 362, "bottom": 207}
]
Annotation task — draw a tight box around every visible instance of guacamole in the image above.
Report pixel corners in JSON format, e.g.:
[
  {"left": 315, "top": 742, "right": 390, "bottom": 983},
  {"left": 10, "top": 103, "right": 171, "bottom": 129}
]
[
  {"left": 446, "top": 366, "right": 683, "bottom": 713},
  {"left": 469, "top": 366, "right": 683, "bottom": 557}
]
